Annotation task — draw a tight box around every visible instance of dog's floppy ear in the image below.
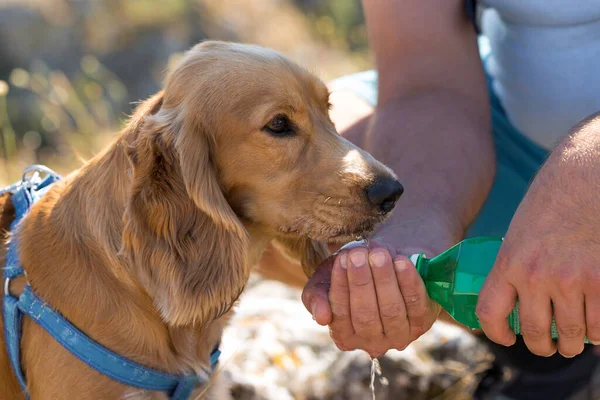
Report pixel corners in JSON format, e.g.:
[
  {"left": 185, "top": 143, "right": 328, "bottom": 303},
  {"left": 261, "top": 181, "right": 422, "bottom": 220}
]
[
  {"left": 121, "top": 92, "right": 249, "bottom": 327},
  {"left": 272, "top": 236, "right": 330, "bottom": 278},
  {"left": 173, "top": 116, "right": 246, "bottom": 237}
]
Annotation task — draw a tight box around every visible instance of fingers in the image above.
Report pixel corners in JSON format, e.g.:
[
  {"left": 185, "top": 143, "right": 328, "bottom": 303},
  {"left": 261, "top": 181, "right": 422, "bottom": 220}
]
[
  {"left": 368, "top": 247, "right": 409, "bottom": 348},
  {"left": 517, "top": 293, "right": 556, "bottom": 357},
  {"left": 309, "top": 241, "right": 437, "bottom": 357},
  {"left": 393, "top": 255, "right": 436, "bottom": 338},
  {"left": 301, "top": 256, "right": 334, "bottom": 326},
  {"left": 552, "top": 293, "right": 585, "bottom": 357},
  {"left": 346, "top": 247, "right": 385, "bottom": 341},
  {"left": 586, "top": 292, "right": 600, "bottom": 345},
  {"left": 476, "top": 268, "right": 518, "bottom": 347},
  {"left": 551, "top": 270, "right": 585, "bottom": 357},
  {"left": 328, "top": 252, "right": 356, "bottom": 348},
  {"left": 583, "top": 269, "right": 600, "bottom": 345}
]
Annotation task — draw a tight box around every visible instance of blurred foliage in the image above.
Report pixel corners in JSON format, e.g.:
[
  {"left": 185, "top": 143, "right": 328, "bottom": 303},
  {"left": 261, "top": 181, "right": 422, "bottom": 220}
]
[
  {"left": 0, "top": 0, "right": 370, "bottom": 185},
  {"left": 297, "top": 0, "right": 367, "bottom": 52}
]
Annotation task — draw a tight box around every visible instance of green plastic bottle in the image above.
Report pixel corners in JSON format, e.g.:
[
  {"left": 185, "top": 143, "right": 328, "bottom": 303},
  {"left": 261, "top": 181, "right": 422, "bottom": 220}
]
[{"left": 410, "top": 236, "right": 589, "bottom": 343}]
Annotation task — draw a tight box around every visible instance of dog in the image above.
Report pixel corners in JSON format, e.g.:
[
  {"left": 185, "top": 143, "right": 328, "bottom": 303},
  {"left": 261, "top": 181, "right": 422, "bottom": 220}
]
[{"left": 0, "top": 41, "right": 403, "bottom": 399}]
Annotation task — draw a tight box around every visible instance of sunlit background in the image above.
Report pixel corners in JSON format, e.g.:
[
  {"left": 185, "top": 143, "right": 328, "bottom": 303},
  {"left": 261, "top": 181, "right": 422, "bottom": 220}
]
[{"left": 0, "top": 0, "right": 369, "bottom": 185}]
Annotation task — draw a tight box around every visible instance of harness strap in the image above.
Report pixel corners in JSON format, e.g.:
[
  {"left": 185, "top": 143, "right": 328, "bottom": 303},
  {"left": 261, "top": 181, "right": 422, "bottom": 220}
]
[
  {"left": 14, "top": 285, "right": 220, "bottom": 397},
  {"left": 3, "top": 293, "right": 26, "bottom": 394},
  {"left": 3, "top": 173, "right": 56, "bottom": 398}
]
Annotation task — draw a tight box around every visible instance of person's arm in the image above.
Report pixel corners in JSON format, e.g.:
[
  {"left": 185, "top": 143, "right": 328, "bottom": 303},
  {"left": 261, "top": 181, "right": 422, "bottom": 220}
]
[
  {"left": 477, "top": 111, "right": 600, "bottom": 358},
  {"left": 300, "top": 0, "right": 496, "bottom": 357},
  {"left": 356, "top": 0, "right": 493, "bottom": 255}
]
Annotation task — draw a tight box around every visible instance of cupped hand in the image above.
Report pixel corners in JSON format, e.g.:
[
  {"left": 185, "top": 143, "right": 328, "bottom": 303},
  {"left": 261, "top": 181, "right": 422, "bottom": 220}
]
[{"left": 302, "top": 240, "right": 441, "bottom": 358}]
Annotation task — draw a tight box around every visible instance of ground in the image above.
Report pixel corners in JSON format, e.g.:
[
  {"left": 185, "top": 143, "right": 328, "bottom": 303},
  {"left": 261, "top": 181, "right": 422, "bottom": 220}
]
[{"left": 219, "top": 274, "right": 498, "bottom": 400}]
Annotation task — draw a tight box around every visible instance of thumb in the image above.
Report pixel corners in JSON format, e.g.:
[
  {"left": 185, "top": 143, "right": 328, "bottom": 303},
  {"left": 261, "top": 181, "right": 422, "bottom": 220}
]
[{"left": 301, "top": 256, "right": 334, "bottom": 325}]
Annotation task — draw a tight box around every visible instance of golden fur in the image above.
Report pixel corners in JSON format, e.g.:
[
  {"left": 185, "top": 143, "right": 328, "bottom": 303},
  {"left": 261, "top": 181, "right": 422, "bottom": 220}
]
[{"left": 0, "top": 41, "right": 398, "bottom": 399}]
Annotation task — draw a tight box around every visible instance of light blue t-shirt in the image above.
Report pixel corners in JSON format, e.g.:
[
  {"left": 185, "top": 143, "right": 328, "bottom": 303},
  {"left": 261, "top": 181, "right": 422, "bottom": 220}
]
[{"left": 480, "top": 0, "right": 600, "bottom": 150}]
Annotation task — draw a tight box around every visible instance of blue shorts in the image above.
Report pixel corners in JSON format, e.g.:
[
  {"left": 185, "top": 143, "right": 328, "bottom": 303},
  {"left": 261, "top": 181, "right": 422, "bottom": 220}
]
[{"left": 328, "top": 57, "right": 549, "bottom": 239}]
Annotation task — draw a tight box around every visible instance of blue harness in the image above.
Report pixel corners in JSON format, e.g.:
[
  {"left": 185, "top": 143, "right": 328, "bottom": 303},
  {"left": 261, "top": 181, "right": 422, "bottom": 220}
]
[{"left": 2, "top": 166, "right": 221, "bottom": 399}]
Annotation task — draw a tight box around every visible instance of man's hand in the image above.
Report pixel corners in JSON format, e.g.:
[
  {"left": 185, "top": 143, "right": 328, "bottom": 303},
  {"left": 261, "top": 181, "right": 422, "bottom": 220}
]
[
  {"left": 302, "top": 240, "right": 441, "bottom": 358},
  {"left": 477, "top": 113, "right": 600, "bottom": 358}
]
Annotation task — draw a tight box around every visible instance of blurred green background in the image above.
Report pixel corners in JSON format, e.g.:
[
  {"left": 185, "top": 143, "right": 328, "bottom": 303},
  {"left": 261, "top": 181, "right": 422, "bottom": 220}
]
[{"left": 0, "top": 0, "right": 371, "bottom": 185}]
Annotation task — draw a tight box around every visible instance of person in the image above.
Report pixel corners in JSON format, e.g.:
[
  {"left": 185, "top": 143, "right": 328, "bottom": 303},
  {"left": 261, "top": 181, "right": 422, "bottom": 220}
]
[{"left": 257, "top": 0, "right": 600, "bottom": 399}]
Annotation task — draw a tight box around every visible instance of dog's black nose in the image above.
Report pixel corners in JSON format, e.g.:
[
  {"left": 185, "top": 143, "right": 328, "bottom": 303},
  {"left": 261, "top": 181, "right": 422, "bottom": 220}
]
[{"left": 365, "top": 177, "right": 404, "bottom": 213}]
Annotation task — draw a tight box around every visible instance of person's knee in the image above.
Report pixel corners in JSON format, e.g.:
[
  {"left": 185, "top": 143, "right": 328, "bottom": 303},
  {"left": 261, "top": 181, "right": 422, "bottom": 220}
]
[
  {"left": 327, "top": 88, "right": 373, "bottom": 138},
  {"left": 325, "top": 70, "right": 378, "bottom": 142}
]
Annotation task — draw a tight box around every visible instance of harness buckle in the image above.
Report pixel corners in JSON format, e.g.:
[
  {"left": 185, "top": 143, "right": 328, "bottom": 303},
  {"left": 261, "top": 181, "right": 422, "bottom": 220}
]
[
  {"left": 21, "top": 165, "right": 62, "bottom": 188},
  {"left": 0, "top": 165, "right": 61, "bottom": 197},
  {"left": 4, "top": 277, "right": 10, "bottom": 297}
]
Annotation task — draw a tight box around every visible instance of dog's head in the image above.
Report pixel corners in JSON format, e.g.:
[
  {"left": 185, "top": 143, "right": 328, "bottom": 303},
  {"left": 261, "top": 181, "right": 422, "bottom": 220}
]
[{"left": 121, "top": 41, "right": 402, "bottom": 326}]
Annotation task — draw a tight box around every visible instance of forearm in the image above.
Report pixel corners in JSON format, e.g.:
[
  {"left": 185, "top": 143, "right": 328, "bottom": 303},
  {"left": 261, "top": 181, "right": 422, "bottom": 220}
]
[
  {"left": 363, "top": 94, "right": 494, "bottom": 331},
  {"left": 353, "top": 91, "right": 494, "bottom": 255},
  {"left": 554, "top": 111, "right": 600, "bottom": 171},
  {"left": 358, "top": 0, "right": 494, "bottom": 255},
  {"left": 528, "top": 111, "right": 600, "bottom": 231}
]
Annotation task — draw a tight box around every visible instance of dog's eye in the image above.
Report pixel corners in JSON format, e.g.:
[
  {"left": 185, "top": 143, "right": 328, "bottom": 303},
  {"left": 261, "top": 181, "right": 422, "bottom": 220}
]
[{"left": 263, "top": 115, "right": 294, "bottom": 137}]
